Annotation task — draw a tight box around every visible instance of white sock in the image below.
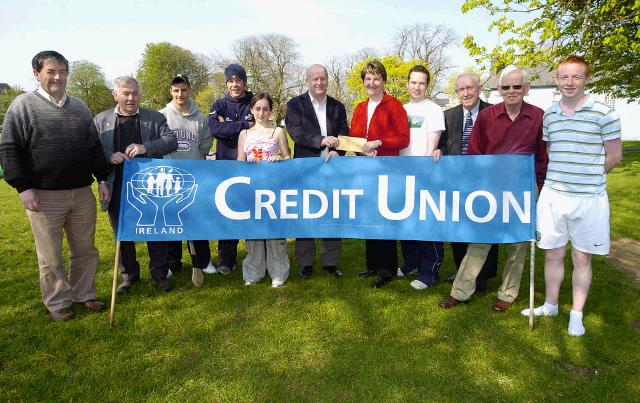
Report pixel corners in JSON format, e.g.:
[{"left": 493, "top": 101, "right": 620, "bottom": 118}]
[
  {"left": 568, "top": 310, "right": 585, "bottom": 336},
  {"left": 520, "top": 301, "right": 558, "bottom": 317}
]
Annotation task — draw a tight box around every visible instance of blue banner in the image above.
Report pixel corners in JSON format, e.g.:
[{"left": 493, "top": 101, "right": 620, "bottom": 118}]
[{"left": 117, "top": 155, "right": 535, "bottom": 243}]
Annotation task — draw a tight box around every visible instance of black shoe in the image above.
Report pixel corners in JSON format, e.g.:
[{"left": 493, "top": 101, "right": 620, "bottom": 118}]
[
  {"left": 169, "top": 263, "right": 183, "bottom": 273},
  {"left": 299, "top": 266, "right": 313, "bottom": 278},
  {"left": 154, "top": 278, "right": 174, "bottom": 292},
  {"left": 359, "top": 269, "right": 376, "bottom": 278},
  {"left": 475, "top": 276, "right": 488, "bottom": 295},
  {"left": 372, "top": 276, "right": 392, "bottom": 288},
  {"left": 323, "top": 266, "right": 343, "bottom": 278},
  {"left": 116, "top": 277, "right": 140, "bottom": 295},
  {"left": 446, "top": 274, "right": 456, "bottom": 284}
]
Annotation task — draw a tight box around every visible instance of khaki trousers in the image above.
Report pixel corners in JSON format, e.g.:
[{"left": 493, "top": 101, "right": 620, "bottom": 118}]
[
  {"left": 451, "top": 242, "right": 528, "bottom": 303},
  {"left": 243, "top": 239, "right": 290, "bottom": 283},
  {"left": 26, "top": 186, "right": 99, "bottom": 311}
]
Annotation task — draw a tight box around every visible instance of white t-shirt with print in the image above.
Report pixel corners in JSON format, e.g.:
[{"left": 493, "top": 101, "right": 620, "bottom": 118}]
[{"left": 400, "top": 99, "right": 445, "bottom": 156}]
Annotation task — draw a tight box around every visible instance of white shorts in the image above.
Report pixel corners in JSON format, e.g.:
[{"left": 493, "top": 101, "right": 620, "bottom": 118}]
[{"left": 536, "top": 186, "right": 610, "bottom": 255}]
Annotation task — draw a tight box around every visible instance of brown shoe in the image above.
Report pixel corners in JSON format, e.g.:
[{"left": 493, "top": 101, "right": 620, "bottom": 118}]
[
  {"left": 50, "top": 307, "right": 74, "bottom": 321},
  {"left": 80, "top": 299, "right": 105, "bottom": 311},
  {"left": 492, "top": 299, "right": 512, "bottom": 312},
  {"left": 439, "top": 296, "right": 464, "bottom": 309}
]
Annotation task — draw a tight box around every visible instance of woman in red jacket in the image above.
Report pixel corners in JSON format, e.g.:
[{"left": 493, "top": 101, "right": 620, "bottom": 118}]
[{"left": 350, "top": 60, "right": 410, "bottom": 287}]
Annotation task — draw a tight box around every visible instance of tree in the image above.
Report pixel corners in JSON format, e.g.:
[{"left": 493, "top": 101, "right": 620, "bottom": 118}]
[
  {"left": 228, "top": 33, "right": 304, "bottom": 124},
  {"left": 462, "top": 0, "right": 640, "bottom": 100},
  {"left": 194, "top": 72, "right": 227, "bottom": 116},
  {"left": 136, "top": 42, "right": 212, "bottom": 109},
  {"left": 325, "top": 54, "right": 361, "bottom": 116},
  {"left": 345, "top": 55, "right": 423, "bottom": 110},
  {"left": 0, "top": 86, "right": 24, "bottom": 128},
  {"left": 66, "top": 60, "right": 113, "bottom": 115},
  {"left": 391, "top": 22, "right": 458, "bottom": 91}
]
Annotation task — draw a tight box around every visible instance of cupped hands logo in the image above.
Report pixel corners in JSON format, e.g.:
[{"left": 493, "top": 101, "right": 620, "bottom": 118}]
[{"left": 126, "top": 166, "right": 197, "bottom": 226}]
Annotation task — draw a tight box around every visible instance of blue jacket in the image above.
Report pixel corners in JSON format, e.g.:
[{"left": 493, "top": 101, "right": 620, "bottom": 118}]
[{"left": 208, "top": 92, "right": 254, "bottom": 160}]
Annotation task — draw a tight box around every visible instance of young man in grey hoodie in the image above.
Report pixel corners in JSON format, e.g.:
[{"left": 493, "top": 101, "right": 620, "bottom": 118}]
[{"left": 160, "top": 74, "right": 215, "bottom": 287}]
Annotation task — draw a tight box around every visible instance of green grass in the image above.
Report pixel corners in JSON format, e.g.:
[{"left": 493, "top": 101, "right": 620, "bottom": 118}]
[{"left": 0, "top": 144, "right": 639, "bottom": 401}]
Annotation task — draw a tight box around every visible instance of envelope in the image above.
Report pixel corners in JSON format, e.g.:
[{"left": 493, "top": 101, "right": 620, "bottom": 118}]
[{"left": 336, "top": 135, "right": 366, "bottom": 153}]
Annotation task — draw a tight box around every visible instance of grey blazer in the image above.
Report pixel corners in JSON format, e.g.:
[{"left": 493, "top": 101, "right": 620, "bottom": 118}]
[
  {"left": 93, "top": 107, "right": 177, "bottom": 210},
  {"left": 439, "top": 100, "right": 491, "bottom": 155}
]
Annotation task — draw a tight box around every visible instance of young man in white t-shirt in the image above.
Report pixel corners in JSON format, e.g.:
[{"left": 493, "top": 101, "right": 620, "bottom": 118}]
[{"left": 397, "top": 65, "right": 446, "bottom": 290}]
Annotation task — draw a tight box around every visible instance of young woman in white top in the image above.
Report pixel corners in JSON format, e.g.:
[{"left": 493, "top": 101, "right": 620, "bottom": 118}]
[{"left": 237, "top": 92, "right": 291, "bottom": 287}]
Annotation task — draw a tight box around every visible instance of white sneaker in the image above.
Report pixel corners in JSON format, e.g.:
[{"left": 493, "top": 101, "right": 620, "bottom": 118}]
[
  {"left": 397, "top": 267, "right": 418, "bottom": 277},
  {"left": 520, "top": 303, "right": 558, "bottom": 317},
  {"left": 167, "top": 269, "right": 173, "bottom": 279},
  {"left": 271, "top": 280, "right": 285, "bottom": 288},
  {"left": 244, "top": 281, "right": 256, "bottom": 286},
  {"left": 410, "top": 279, "right": 431, "bottom": 290},
  {"left": 192, "top": 267, "right": 204, "bottom": 288},
  {"left": 218, "top": 265, "right": 236, "bottom": 275},
  {"left": 202, "top": 261, "right": 217, "bottom": 274}
]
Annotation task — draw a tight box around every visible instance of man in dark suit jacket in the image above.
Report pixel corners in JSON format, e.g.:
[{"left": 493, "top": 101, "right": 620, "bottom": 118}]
[
  {"left": 285, "top": 64, "right": 350, "bottom": 278},
  {"left": 439, "top": 72, "right": 498, "bottom": 293}
]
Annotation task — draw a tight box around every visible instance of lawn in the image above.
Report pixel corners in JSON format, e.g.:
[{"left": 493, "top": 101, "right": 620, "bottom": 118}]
[{"left": 0, "top": 143, "right": 638, "bottom": 401}]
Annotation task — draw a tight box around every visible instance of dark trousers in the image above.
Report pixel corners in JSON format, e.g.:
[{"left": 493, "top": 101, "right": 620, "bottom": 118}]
[
  {"left": 167, "top": 240, "right": 211, "bottom": 270},
  {"left": 217, "top": 239, "right": 238, "bottom": 268},
  {"left": 400, "top": 240, "right": 443, "bottom": 286},
  {"left": 451, "top": 242, "right": 499, "bottom": 280},
  {"left": 107, "top": 190, "right": 170, "bottom": 282},
  {"left": 365, "top": 239, "right": 397, "bottom": 279},
  {"left": 295, "top": 238, "right": 341, "bottom": 267}
]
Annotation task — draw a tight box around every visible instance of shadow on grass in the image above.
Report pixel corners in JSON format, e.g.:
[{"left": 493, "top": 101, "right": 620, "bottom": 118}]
[{"left": 1, "top": 186, "right": 640, "bottom": 401}]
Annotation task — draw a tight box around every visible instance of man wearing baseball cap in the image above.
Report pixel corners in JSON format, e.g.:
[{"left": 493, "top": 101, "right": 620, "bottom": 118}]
[{"left": 207, "top": 64, "right": 254, "bottom": 274}]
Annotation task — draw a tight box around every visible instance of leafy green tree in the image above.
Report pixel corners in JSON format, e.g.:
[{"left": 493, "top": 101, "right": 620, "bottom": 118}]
[
  {"left": 136, "top": 42, "right": 211, "bottom": 109},
  {"left": 67, "top": 60, "right": 113, "bottom": 115},
  {"left": 0, "top": 86, "right": 24, "bottom": 128},
  {"left": 462, "top": 0, "right": 640, "bottom": 100},
  {"left": 345, "top": 55, "right": 424, "bottom": 110}
]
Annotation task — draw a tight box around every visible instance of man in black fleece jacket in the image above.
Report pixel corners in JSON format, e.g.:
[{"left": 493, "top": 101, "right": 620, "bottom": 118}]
[{"left": 207, "top": 63, "right": 254, "bottom": 274}]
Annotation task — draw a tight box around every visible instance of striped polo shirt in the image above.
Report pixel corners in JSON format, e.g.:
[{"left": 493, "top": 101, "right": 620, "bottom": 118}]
[{"left": 543, "top": 96, "right": 621, "bottom": 195}]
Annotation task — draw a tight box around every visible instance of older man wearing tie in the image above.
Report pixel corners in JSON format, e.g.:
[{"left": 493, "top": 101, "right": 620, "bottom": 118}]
[{"left": 439, "top": 72, "right": 499, "bottom": 294}]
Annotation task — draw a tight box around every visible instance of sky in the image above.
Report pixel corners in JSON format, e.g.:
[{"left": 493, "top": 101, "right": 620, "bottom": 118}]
[{"left": 0, "top": 0, "right": 499, "bottom": 91}]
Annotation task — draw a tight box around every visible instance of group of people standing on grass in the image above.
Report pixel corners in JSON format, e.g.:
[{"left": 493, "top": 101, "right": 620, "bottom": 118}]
[{"left": 0, "top": 50, "right": 622, "bottom": 338}]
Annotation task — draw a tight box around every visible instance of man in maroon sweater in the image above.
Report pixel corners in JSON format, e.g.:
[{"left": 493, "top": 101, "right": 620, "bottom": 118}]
[{"left": 440, "top": 65, "right": 548, "bottom": 312}]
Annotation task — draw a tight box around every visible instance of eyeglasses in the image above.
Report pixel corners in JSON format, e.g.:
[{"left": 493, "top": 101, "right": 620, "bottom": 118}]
[{"left": 500, "top": 85, "right": 523, "bottom": 91}]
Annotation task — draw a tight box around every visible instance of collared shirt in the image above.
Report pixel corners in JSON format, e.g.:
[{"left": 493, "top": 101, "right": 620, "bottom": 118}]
[
  {"left": 468, "top": 101, "right": 548, "bottom": 190},
  {"left": 308, "top": 92, "right": 328, "bottom": 158},
  {"left": 37, "top": 86, "right": 67, "bottom": 107},
  {"left": 114, "top": 106, "right": 140, "bottom": 116},
  {"left": 543, "top": 96, "right": 621, "bottom": 195},
  {"left": 461, "top": 100, "right": 481, "bottom": 126}
]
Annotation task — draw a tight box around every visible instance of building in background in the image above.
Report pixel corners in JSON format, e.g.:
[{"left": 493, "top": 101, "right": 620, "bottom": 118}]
[{"left": 484, "top": 68, "right": 640, "bottom": 141}]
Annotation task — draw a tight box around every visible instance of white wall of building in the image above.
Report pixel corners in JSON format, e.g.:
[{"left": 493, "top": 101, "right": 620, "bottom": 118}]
[{"left": 487, "top": 88, "right": 640, "bottom": 140}]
